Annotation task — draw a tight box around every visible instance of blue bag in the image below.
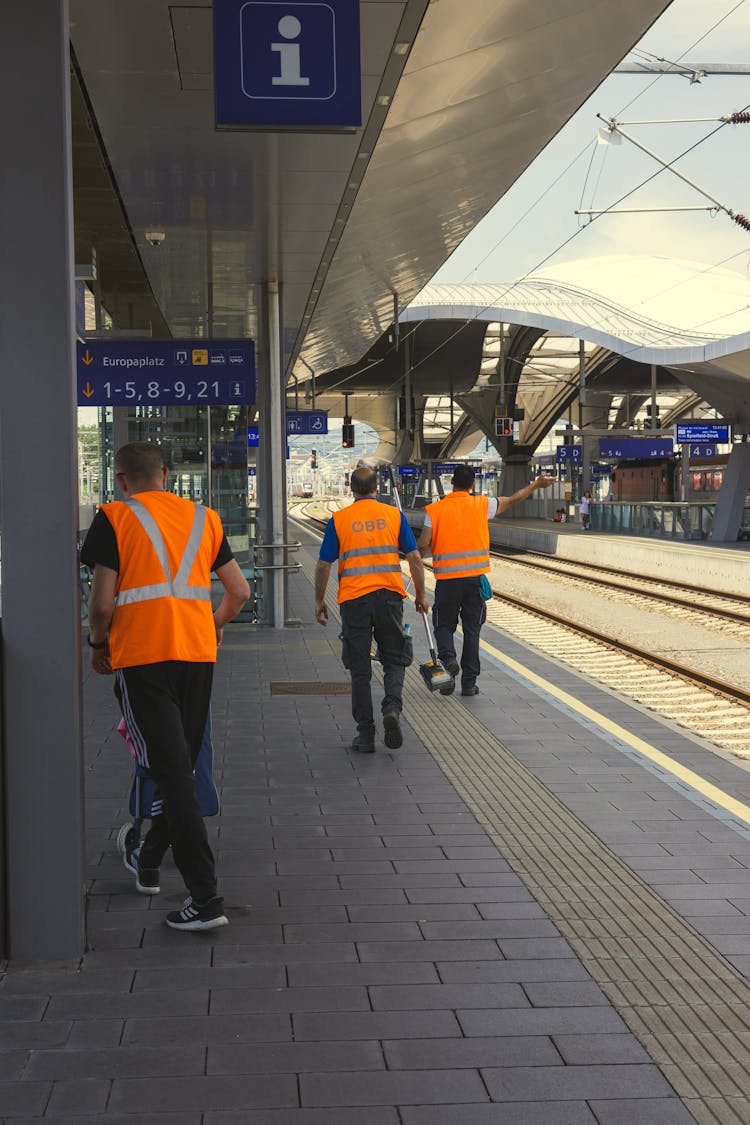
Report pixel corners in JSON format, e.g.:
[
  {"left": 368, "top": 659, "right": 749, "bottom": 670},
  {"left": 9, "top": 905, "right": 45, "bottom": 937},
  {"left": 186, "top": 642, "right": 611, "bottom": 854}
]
[
  {"left": 478, "top": 574, "right": 493, "bottom": 600},
  {"left": 128, "top": 711, "right": 219, "bottom": 819}
]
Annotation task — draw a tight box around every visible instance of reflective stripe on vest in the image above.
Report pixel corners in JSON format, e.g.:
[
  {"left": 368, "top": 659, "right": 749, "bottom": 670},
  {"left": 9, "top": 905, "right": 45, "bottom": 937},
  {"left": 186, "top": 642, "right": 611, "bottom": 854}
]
[
  {"left": 333, "top": 500, "right": 405, "bottom": 602},
  {"left": 114, "top": 499, "right": 212, "bottom": 606},
  {"left": 426, "top": 493, "right": 490, "bottom": 580}
]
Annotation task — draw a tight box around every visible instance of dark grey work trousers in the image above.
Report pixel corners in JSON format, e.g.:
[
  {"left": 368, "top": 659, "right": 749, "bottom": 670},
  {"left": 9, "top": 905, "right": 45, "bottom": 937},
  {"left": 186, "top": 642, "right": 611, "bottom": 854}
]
[
  {"left": 432, "top": 576, "right": 487, "bottom": 689},
  {"left": 115, "top": 661, "right": 219, "bottom": 905},
  {"left": 340, "top": 588, "right": 411, "bottom": 735}
]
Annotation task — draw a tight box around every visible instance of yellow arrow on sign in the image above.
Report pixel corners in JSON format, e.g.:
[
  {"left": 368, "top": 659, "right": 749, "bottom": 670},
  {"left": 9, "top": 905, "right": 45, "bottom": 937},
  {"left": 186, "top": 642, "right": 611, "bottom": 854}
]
[
  {"left": 82, "top": 349, "right": 94, "bottom": 366},
  {"left": 82, "top": 381, "right": 95, "bottom": 398}
]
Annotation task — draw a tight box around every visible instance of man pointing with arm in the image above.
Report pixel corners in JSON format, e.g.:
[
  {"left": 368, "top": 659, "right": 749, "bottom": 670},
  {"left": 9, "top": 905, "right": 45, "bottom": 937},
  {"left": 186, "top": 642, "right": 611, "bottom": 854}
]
[{"left": 417, "top": 465, "right": 554, "bottom": 696}]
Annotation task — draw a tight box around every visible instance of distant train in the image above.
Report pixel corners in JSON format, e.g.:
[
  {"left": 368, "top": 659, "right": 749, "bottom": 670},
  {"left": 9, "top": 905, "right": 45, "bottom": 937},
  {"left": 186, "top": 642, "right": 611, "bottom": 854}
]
[{"left": 611, "top": 456, "right": 728, "bottom": 503}]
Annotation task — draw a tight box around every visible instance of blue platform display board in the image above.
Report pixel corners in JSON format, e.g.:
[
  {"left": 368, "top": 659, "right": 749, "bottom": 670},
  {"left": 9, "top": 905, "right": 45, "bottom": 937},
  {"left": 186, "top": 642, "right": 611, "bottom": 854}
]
[
  {"left": 555, "top": 445, "right": 582, "bottom": 463},
  {"left": 214, "top": 0, "right": 361, "bottom": 130},
  {"left": 685, "top": 443, "right": 717, "bottom": 458},
  {"left": 77, "top": 340, "right": 255, "bottom": 407},
  {"left": 397, "top": 466, "right": 418, "bottom": 478},
  {"left": 598, "top": 437, "right": 673, "bottom": 459},
  {"left": 286, "top": 410, "right": 328, "bottom": 435},
  {"left": 675, "top": 422, "right": 730, "bottom": 444}
]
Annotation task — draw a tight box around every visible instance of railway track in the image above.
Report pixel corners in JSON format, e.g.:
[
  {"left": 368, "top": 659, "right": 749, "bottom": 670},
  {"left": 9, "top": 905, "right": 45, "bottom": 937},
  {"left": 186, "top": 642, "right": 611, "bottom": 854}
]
[
  {"left": 490, "top": 547, "right": 750, "bottom": 635},
  {"left": 292, "top": 505, "right": 750, "bottom": 758}
]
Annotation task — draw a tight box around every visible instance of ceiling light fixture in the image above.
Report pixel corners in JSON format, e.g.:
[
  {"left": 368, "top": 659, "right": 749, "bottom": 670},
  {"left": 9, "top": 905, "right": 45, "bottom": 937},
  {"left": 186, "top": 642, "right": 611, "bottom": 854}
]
[
  {"left": 393, "top": 41, "right": 410, "bottom": 55},
  {"left": 377, "top": 95, "right": 391, "bottom": 107}
]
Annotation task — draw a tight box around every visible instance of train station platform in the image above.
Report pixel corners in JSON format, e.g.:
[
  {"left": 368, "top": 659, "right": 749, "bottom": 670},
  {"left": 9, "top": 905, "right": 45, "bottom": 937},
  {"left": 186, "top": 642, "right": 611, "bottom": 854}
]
[
  {"left": 5, "top": 528, "right": 750, "bottom": 1121},
  {"left": 479, "top": 517, "right": 749, "bottom": 598}
]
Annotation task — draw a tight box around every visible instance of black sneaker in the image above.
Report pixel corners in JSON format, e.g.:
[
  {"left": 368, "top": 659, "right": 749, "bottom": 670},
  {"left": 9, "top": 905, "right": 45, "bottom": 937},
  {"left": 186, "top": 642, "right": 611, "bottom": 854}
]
[
  {"left": 117, "top": 823, "right": 160, "bottom": 895},
  {"left": 383, "top": 712, "right": 403, "bottom": 750},
  {"left": 351, "top": 731, "right": 375, "bottom": 754},
  {"left": 166, "top": 896, "right": 228, "bottom": 932},
  {"left": 445, "top": 658, "right": 460, "bottom": 678},
  {"left": 461, "top": 684, "right": 479, "bottom": 697}
]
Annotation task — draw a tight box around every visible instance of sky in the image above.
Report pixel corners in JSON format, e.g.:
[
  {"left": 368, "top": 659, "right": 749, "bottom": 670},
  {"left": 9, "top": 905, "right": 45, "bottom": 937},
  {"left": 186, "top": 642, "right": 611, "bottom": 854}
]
[{"left": 431, "top": 0, "right": 750, "bottom": 331}]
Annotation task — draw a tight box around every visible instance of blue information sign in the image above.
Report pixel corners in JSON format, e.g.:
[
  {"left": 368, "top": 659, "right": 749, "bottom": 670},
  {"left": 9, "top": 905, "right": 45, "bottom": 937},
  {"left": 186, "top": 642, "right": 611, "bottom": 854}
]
[
  {"left": 685, "top": 443, "right": 716, "bottom": 458},
  {"left": 397, "top": 466, "right": 418, "bottom": 478},
  {"left": 247, "top": 427, "right": 260, "bottom": 447},
  {"left": 555, "top": 445, "right": 582, "bottom": 463},
  {"left": 77, "top": 340, "right": 255, "bottom": 407},
  {"left": 286, "top": 410, "right": 328, "bottom": 435},
  {"left": 214, "top": 0, "right": 361, "bottom": 130},
  {"left": 675, "top": 422, "right": 730, "bottom": 444},
  {"left": 598, "top": 438, "right": 673, "bottom": 459}
]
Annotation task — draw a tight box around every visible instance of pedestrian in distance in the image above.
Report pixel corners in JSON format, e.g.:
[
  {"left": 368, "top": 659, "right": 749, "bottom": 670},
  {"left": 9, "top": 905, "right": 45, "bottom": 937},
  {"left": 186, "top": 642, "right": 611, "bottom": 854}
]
[
  {"left": 81, "top": 442, "right": 250, "bottom": 932},
  {"left": 580, "top": 490, "right": 592, "bottom": 529},
  {"left": 315, "top": 466, "right": 429, "bottom": 754},
  {"left": 417, "top": 466, "right": 555, "bottom": 696}
]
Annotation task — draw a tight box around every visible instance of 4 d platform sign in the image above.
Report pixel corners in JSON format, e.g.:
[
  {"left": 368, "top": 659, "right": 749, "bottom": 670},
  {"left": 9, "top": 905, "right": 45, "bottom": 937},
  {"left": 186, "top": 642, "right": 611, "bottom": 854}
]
[{"left": 214, "top": 0, "right": 361, "bottom": 130}]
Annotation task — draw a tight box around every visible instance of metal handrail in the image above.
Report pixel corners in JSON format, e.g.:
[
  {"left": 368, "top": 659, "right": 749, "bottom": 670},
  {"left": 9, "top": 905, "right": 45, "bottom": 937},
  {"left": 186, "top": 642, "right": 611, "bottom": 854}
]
[
  {"left": 254, "top": 541, "right": 301, "bottom": 552},
  {"left": 252, "top": 562, "right": 303, "bottom": 572}
]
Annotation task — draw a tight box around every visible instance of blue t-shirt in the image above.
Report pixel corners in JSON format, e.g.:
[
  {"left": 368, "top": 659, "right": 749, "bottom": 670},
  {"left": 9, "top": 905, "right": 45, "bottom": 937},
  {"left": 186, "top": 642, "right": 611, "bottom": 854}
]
[{"left": 319, "top": 501, "right": 417, "bottom": 563}]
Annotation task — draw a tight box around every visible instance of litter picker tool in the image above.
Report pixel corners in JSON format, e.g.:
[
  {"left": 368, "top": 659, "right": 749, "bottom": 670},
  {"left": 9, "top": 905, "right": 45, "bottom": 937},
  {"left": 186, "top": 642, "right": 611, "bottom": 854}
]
[{"left": 418, "top": 610, "right": 454, "bottom": 692}]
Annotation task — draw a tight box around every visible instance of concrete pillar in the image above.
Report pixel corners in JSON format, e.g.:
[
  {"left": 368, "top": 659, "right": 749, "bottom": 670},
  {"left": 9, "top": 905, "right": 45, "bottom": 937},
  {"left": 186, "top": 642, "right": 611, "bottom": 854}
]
[
  {"left": 256, "top": 282, "right": 288, "bottom": 625},
  {"left": 711, "top": 443, "right": 750, "bottom": 542},
  {"left": 0, "top": 0, "right": 86, "bottom": 958}
]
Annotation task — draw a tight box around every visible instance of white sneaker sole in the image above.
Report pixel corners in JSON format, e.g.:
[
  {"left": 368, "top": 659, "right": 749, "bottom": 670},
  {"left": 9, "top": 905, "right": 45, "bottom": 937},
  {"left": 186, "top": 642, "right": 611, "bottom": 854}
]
[{"left": 166, "top": 914, "right": 229, "bottom": 932}]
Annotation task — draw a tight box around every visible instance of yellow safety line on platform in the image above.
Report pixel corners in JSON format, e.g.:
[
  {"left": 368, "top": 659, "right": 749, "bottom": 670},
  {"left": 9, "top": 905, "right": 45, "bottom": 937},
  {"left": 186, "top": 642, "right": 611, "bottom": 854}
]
[{"left": 478, "top": 632, "right": 750, "bottom": 828}]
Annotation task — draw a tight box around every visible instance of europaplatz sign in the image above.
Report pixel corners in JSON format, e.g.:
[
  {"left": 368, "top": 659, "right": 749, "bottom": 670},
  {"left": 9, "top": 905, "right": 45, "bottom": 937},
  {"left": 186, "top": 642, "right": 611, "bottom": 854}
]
[
  {"left": 77, "top": 340, "right": 255, "bottom": 406},
  {"left": 214, "top": 0, "right": 361, "bottom": 130}
]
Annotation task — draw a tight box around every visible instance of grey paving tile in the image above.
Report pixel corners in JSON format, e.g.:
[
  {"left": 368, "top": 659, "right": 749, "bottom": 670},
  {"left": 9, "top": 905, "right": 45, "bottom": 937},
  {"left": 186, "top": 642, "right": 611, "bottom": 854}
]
[
  {"left": 523, "top": 982, "right": 609, "bottom": 1007},
  {"left": 26, "top": 1044, "right": 206, "bottom": 1080},
  {"left": 300, "top": 1068, "right": 487, "bottom": 1106},
  {"left": 4, "top": 1116, "right": 202, "bottom": 1125},
  {"left": 553, "top": 1033, "right": 651, "bottom": 1064},
  {"left": 66, "top": 1019, "right": 126, "bottom": 1048},
  {"left": 208, "top": 1040, "right": 385, "bottom": 1074},
  {"left": 588, "top": 1098, "right": 698, "bottom": 1123},
  {"left": 46, "top": 989, "right": 208, "bottom": 1020},
  {"left": 46, "top": 1078, "right": 110, "bottom": 1115},
  {"left": 108, "top": 1074, "right": 299, "bottom": 1113},
  {"left": 481, "top": 1064, "right": 673, "bottom": 1100},
  {"left": 209, "top": 985, "right": 370, "bottom": 1014},
  {"left": 498, "top": 938, "right": 577, "bottom": 959},
  {"left": 122, "top": 1014, "right": 291, "bottom": 1046},
  {"left": 293, "top": 1011, "right": 462, "bottom": 1041},
  {"left": 437, "top": 960, "right": 591, "bottom": 984},
  {"left": 213, "top": 942, "right": 358, "bottom": 966},
  {"left": 133, "top": 965, "right": 286, "bottom": 991},
  {"left": 370, "top": 983, "right": 528, "bottom": 1010},
  {"left": 284, "top": 922, "right": 423, "bottom": 943},
  {"left": 401, "top": 1102, "right": 597, "bottom": 1124},
  {"left": 420, "top": 920, "right": 560, "bottom": 940},
  {"left": 204, "top": 1110, "right": 399, "bottom": 1125},
  {"left": 358, "top": 940, "right": 503, "bottom": 962},
  {"left": 405, "top": 884, "right": 529, "bottom": 902},
  {"left": 459, "top": 1007, "right": 629, "bottom": 1037},
  {"left": 0, "top": 1020, "right": 72, "bottom": 1049},
  {"left": 347, "top": 904, "right": 481, "bottom": 922},
  {"left": 383, "top": 1035, "right": 560, "bottom": 1069},
  {"left": 287, "top": 963, "right": 440, "bottom": 987}
]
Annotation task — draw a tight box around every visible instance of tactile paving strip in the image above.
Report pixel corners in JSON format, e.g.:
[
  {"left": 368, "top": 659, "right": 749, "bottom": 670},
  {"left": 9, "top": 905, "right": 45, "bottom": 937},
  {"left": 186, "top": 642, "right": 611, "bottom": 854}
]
[
  {"left": 401, "top": 662, "right": 750, "bottom": 1124},
  {"left": 299, "top": 542, "right": 750, "bottom": 1122}
]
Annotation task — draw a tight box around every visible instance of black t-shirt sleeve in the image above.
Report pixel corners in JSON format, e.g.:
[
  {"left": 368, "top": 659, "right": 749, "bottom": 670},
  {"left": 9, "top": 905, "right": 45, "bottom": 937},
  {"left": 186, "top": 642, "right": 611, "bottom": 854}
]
[
  {"left": 80, "top": 510, "right": 119, "bottom": 571},
  {"left": 212, "top": 533, "right": 233, "bottom": 571}
]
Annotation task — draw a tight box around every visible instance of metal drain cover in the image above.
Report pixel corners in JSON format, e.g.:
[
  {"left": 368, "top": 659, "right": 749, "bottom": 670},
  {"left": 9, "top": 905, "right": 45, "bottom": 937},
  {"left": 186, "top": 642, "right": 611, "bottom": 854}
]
[{"left": 270, "top": 681, "right": 350, "bottom": 695}]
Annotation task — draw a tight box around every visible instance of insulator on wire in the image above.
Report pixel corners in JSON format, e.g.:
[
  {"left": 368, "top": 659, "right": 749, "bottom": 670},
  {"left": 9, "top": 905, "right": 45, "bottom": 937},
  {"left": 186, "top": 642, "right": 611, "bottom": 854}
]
[
  {"left": 728, "top": 111, "right": 750, "bottom": 124},
  {"left": 733, "top": 213, "right": 750, "bottom": 232}
]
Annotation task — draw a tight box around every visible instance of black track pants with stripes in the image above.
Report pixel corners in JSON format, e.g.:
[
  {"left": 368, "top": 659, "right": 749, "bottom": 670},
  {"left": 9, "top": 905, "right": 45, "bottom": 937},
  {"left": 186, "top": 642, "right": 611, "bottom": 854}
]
[{"left": 115, "top": 661, "right": 218, "bottom": 904}]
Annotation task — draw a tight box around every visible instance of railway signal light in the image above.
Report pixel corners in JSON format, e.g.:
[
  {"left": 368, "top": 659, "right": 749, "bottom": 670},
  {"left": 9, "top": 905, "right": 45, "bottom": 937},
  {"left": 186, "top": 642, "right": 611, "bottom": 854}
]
[
  {"left": 310, "top": 448, "right": 317, "bottom": 469},
  {"left": 342, "top": 421, "right": 355, "bottom": 447},
  {"left": 494, "top": 416, "right": 512, "bottom": 437}
]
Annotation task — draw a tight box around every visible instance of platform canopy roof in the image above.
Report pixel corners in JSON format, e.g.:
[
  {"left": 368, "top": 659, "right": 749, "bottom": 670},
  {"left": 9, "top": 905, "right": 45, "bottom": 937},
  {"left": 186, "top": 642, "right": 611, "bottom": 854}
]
[{"left": 69, "top": 0, "right": 672, "bottom": 374}]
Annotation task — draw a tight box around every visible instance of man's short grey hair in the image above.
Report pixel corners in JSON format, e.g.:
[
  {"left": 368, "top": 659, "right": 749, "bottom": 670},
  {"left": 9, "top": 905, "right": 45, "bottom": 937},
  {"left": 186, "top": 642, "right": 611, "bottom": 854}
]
[{"left": 114, "top": 442, "right": 167, "bottom": 483}]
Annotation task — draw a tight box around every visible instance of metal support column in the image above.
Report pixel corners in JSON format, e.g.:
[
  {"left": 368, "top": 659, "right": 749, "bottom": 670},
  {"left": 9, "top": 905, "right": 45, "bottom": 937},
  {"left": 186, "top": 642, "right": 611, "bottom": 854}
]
[
  {"left": 0, "top": 0, "right": 86, "bottom": 958},
  {"left": 265, "top": 280, "right": 287, "bottom": 626},
  {"left": 711, "top": 442, "right": 750, "bottom": 542}
]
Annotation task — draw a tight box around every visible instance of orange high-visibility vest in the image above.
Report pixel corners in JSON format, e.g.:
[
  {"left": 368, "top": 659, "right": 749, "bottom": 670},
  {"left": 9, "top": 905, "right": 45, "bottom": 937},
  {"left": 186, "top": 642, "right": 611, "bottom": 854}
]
[
  {"left": 425, "top": 492, "right": 490, "bottom": 580},
  {"left": 102, "top": 491, "right": 224, "bottom": 668},
  {"left": 333, "top": 499, "right": 406, "bottom": 604}
]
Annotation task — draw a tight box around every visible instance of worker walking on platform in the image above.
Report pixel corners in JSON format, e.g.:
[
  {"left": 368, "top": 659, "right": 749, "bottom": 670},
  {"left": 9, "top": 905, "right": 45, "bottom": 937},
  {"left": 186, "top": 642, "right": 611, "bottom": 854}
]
[
  {"left": 315, "top": 466, "right": 428, "bottom": 753},
  {"left": 81, "top": 442, "right": 250, "bottom": 932},
  {"left": 417, "top": 466, "right": 554, "bottom": 696}
]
